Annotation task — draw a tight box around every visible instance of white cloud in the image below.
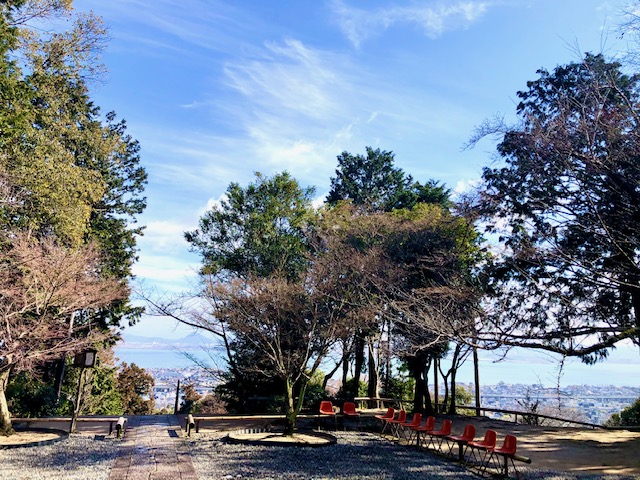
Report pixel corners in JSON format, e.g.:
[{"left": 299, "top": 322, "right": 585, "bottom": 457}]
[
  {"left": 141, "top": 220, "right": 192, "bottom": 253},
  {"left": 330, "top": 0, "right": 491, "bottom": 48},
  {"left": 214, "top": 36, "right": 480, "bottom": 190},
  {"left": 453, "top": 177, "right": 481, "bottom": 195},
  {"left": 92, "top": 0, "right": 255, "bottom": 56},
  {"left": 132, "top": 254, "right": 198, "bottom": 292}
]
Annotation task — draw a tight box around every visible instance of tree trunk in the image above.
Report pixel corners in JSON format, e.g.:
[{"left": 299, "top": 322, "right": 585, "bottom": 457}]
[
  {"left": 423, "top": 360, "right": 435, "bottom": 416},
  {"left": 433, "top": 357, "right": 439, "bottom": 413},
  {"left": 0, "top": 370, "right": 14, "bottom": 436},
  {"left": 352, "top": 333, "right": 365, "bottom": 399},
  {"left": 53, "top": 356, "right": 67, "bottom": 402},
  {"left": 448, "top": 366, "right": 457, "bottom": 415},
  {"left": 410, "top": 356, "right": 434, "bottom": 415},
  {"left": 412, "top": 367, "right": 425, "bottom": 413},
  {"left": 366, "top": 340, "right": 378, "bottom": 408},
  {"left": 322, "top": 359, "right": 342, "bottom": 391},
  {"left": 341, "top": 342, "right": 349, "bottom": 397},
  {"left": 284, "top": 378, "right": 297, "bottom": 436}
]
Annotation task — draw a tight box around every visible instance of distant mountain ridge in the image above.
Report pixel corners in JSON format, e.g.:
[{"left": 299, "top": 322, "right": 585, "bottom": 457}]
[{"left": 119, "top": 332, "right": 217, "bottom": 350}]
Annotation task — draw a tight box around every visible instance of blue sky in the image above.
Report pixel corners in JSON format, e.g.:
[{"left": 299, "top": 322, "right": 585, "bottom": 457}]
[{"left": 69, "top": 0, "right": 633, "bottom": 341}]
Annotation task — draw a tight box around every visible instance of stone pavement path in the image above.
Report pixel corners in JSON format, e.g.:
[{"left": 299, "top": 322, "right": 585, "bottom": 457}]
[{"left": 108, "top": 415, "right": 198, "bottom": 480}]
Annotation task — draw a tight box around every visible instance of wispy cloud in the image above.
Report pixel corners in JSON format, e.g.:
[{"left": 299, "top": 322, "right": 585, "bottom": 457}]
[
  {"left": 215, "top": 37, "right": 479, "bottom": 188},
  {"left": 330, "top": 0, "right": 491, "bottom": 48},
  {"left": 93, "top": 0, "right": 261, "bottom": 59}
]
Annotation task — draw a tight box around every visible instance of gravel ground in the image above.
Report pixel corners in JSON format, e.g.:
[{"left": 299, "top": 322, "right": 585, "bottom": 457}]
[
  {"left": 188, "top": 431, "right": 640, "bottom": 480},
  {"left": 0, "top": 434, "right": 120, "bottom": 480},
  {"left": 1, "top": 430, "right": 638, "bottom": 479},
  {"left": 189, "top": 430, "right": 477, "bottom": 479}
]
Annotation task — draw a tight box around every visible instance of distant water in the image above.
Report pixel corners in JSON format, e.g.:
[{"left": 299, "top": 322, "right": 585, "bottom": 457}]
[
  {"left": 114, "top": 346, "right": 639, "bottom": 387},
  {"left": 114, "top": 348, "right": 224, "bottom": 370}
]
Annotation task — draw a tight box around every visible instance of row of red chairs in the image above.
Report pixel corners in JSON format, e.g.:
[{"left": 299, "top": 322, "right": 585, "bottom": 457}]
[
  {"left": 376, "top": 407, "right": 521, "bottom": 477},
  {"left": 318, "top": 400, "right": 360, "bottom": 429}
]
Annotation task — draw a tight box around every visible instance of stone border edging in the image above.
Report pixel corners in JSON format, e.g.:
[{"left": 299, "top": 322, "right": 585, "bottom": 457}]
[{"left": 1, "top": 428, "right": 69, "bottom": 450}]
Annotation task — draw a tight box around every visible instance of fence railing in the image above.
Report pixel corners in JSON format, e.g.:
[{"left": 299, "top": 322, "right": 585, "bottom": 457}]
[
  {"left": 352, "top": 396, "right": 607, "bottom": 430},
  {"left": 433, "top": 403, "right": 606, "bottom": 429}
]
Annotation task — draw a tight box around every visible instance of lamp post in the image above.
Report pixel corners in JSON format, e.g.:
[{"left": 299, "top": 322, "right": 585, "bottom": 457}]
[{"left": 69, "top": 349, "right": 97, "bottom": 433}]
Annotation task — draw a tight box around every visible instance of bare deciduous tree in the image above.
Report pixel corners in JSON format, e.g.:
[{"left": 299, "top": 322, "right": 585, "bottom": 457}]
[{"left": 0, "top": 233, "right": 126, "bottom": 435}]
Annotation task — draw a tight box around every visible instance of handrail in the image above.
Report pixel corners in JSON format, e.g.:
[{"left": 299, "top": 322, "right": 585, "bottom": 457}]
[{"left": 434, "top": 403, "right": 606, "bottom": 430}]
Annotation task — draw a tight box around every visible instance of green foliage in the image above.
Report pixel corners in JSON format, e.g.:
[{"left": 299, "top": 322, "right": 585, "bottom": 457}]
[
  {"left": 336, "top": 378, "right": 367, "bottom": 400},
  {"left": 0, "top": 0, "right": 146, "bottom": 307},
  {"left": 85, "top": 365, "right": 124, "bottom": 415},
  {"left": 455, "top": 385, "right": 473, "bottom": 405},
  {"left": 214, "top": 343, "right": 286, "bottom": 414},
  {"left": 607, "top": 398, "right": 640, "bottom": 427},
  {"left": 380, "top": 364, "right": 415, "bottom": 402},
  {"left": 301, "top": 379, "right": 329, "bottom": 410},
  {"left": 326, "top": 147, "right": 451, "bottom": 212},
  {"left": 117, "top": 363, "right": 154, "bottom": 415},
  {"left": 6, "top": 372, "right": 58, "bottom": 418},
  {"left": 185, "top": 171, "right": 315, "bottom": 281}
]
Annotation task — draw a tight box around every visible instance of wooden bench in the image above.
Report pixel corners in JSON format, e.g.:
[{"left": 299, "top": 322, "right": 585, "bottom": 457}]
[
  {"left": 11, "top": 416, "right": 127, "bottom": 436},
  {"left": 186, "top": 414, "right": 333, "bottom": 434}
]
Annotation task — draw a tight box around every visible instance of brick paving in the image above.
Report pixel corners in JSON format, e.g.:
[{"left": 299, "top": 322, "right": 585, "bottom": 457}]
[{"left": 108, "top": 415, "right": 198, "bottom": 480}]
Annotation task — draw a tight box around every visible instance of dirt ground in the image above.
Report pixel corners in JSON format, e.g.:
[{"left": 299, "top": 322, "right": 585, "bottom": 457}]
[
  {"left": 462, "top": 416, "right": 640, "bottom": 476},
  {"left": 0, "top": 430, "right": 63, "bottom": 446}
]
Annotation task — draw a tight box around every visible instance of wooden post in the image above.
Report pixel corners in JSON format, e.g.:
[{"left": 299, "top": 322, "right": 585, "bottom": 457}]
[
  {"left": 473, "top": 346, "right": 481, "bottom": 417},
  {"left": 70, "top": 368, "right": 86, "bottom": 433},
  {"left": 174, "top": 379, "right": 180, "bottom": 414}
]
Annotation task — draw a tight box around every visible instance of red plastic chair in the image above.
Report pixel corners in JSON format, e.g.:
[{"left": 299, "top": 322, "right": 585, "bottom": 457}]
[
  {"left": 425, "top": 419, "right": 452, "bottom": 451},
  {"left": 412, "top": 415, "right": 435, "bottom": 447},
  {"left": 342, "top": 402, "right": 360, "bottom": 430},
  {"left": 446, "top": 424, "right": 476, "bottom": 461},
  {"left": 318, "top": 400, "right": 337, "bottom": 430},
  {"left": 375, "top": 407, "right": 394, "bottom": 433},
  {"left": 398, "top": 413, "right": 421, "bottom": 442},
  {"left": 384, "top": 409, "right": 406, "bottom": 437},
  {"left": 465, "top": 429, "right": 497, "bottom": 466},
  {"left": 484, "top": 434, "right": 519, "bottom": 477}
]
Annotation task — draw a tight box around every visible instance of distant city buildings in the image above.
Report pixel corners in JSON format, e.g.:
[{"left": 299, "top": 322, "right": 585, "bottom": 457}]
[{"left": 149, "top": 367, "right": 218, "bottom": 411}]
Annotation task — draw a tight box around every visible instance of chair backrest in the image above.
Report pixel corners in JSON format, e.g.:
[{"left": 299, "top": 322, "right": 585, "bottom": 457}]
[
  {"left": 396, "top": 410, "right": 407, "bottom": 423},
  {"left": 440, "top": 419, "right": 452, "bottom": 435},
  {"left": 319, "top": 400, "right": 334, "bottom": 414},
  {"left": 483, "top": 429, "right": 497, "bottom": 447},
  {"left": 383, "top": 407, "right": 394, "bottom": 419},
  {"left": 423, "top": 416, "right": 435, "bottom": 431},
  {"left": 500, "top": 434, "right": 517, "bottom": 455},
  {"left": 343, "top": 402, "right": 357, "bottom": 414},
  {"left": 407, "top": 413, "right": 422, "bottom": 426},
  {"left": 462, "top": 424, "right": 476, "bottom": 442}
]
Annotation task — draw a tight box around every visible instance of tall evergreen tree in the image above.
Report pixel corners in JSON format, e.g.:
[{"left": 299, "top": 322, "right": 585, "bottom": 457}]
[
  {"left": 472, "top": 53, "right": 640, "bottom": 361},
  {"left": 0, "top": 1, "right": 146, "bottom": 433}
]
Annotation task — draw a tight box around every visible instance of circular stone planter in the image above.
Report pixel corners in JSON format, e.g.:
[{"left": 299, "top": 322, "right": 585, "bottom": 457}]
[
  {"left": 227, "top": 428, "right": 336, "bottom": 447},
  {"left": 0, "top": 428, "right": 69, "bottom": 449}
]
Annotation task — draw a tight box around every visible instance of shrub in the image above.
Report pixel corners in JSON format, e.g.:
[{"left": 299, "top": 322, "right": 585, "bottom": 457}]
[{"left": 607, "top": 398, "right": 640, "bottom": 427}]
